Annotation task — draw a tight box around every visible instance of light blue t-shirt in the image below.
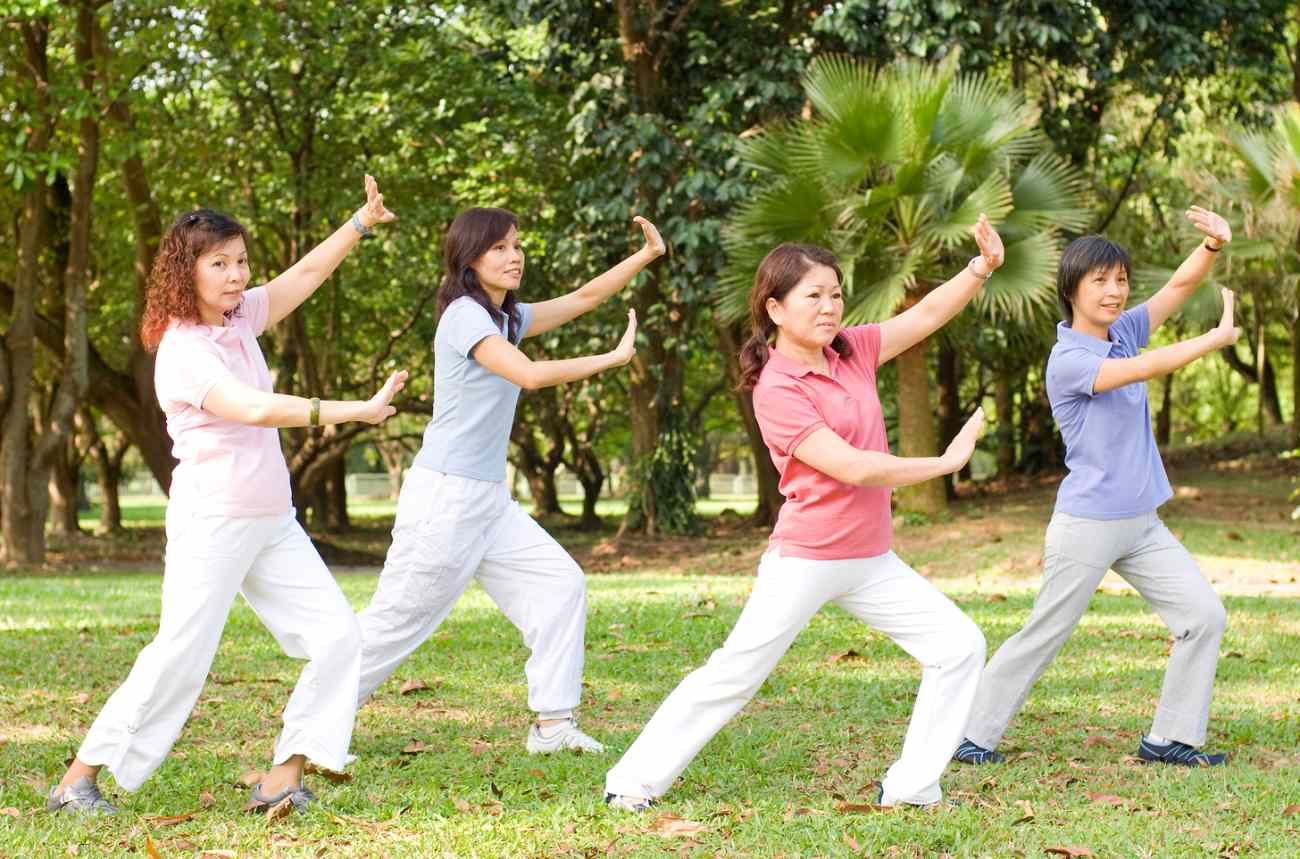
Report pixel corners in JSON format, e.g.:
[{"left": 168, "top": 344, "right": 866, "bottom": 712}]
[
  {"left": 412, "top": 296, "right": 534, "bottom": 483},
  {"left": 1046, "top": 304, "right": 1172, "bottom": 520}
]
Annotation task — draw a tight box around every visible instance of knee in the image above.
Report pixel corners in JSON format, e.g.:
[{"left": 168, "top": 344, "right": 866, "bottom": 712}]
[
  {"left": 940, "top": 615, "right": 986, "bottom": 670},
  {"left": 1191, "top": 599, "right": 1227, "bottom": 640},
  {"left": 320, "top": 613, "right": 363, "bottom": 664}
]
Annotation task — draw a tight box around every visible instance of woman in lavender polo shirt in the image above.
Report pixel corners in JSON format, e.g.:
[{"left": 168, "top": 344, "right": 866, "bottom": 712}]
[{"left": 955, "top": 207, "right": 1239, "bottom": 768}]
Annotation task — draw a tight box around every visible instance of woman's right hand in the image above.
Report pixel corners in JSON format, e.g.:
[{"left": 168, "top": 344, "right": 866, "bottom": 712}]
[
  {"left": 364, "top": 369, "right": 409, "bottom": 424},
  {"left": 610, "top": 309, "right": 638, "bottom": 366},
  {"left": 942, "top": 408, "right": 985, "bottom": 474},
  {"left": 1213, "top": 288, "right": 1240, "bottom": 347}
]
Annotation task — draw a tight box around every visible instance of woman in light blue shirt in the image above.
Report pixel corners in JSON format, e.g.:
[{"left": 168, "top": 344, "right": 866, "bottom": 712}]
[
  {"left": 356, "top": 207, "right": 665, "bottom": 754},
  {"left": 955, "top": 206, "right": 1239, "bottom": 768}
]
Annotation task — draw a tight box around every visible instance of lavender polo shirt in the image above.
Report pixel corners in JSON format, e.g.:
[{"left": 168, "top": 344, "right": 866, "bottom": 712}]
[{"left": 1045, "top": 304, "right": 1172, "bottom": 520}]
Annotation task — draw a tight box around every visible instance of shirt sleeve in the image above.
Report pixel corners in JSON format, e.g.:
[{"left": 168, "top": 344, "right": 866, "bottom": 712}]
[
  {"left": 240, "top": 286, "right": 270, "bottom": 337},
  {"left": 442, "top": 299, "right": 509, "bottom": 359},
  {"left": 154, "top": 334, "right": 235, "bottom": 412},
  {"left": 841, "top": 324, "right": 882, "bottom": 376},
  {"left": 753, "top": 377, "right": 829, "bottom": 459},
  {"left": 1115, "top": 304, "right": 1151, "bottom": 351},
  {"left": 1046, "top": 345, "right": 1105, "bottom": 403},
  {"left": 514, "top": 302, "right": 534, "bottom": 344}
]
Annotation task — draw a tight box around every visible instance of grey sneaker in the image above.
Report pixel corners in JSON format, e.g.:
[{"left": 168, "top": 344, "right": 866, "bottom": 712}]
[
  {"left": 46, "top": 776, "right": 117, "bottom": 815},
  {"left": 245, "top": 782, "right": 317, "bottom": 815},
  {"left": 605, "top": 792, "right": 655, "bottom": 812},
  {"left": 526, "top": 718, "right": 605, "bottom": 754}
]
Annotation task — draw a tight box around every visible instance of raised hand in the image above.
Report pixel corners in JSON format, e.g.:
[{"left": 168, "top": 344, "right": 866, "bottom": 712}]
[
  {"left": 942, "top": 407, "right": 986, "bottom": 474},
  {"left": 1214, "top": 288, "right": 1240, "bottom": 347},
  {"left": 1185, "top": 206, "right": 1230, "bottom": 248},
  {"left": 610, "top": 309, "right": 638, "bottom": 366},
  {"left": 634, "top": 216, "right": 667, "bottom": 260},
  {"left": 357, "top": 174, "right": 397, "bottom": 229},
  {"left": 364, "top": 369, "right": 409, "bottom": 424},
  {"left": 973, "top": 213, "right": 1004, "bottom": 271}
]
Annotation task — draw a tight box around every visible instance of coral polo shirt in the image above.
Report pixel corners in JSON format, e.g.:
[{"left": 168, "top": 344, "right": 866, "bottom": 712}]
[{"left": 752, "top": 324, "right": 892, "bottom": 560}]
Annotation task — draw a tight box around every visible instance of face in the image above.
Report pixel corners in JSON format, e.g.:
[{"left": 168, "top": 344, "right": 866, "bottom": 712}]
[
  {"left": 766, "top": 263, "right": 843, "bottom": 349},
  {"left": 1070, "top": 264, "right": 1129, "bottom": 331},
  {"left": 469, "top": 225, "right": 525, "bottom": 293},
  {"left": 194, "top": 235, "right": 250, "bottom": 323}
]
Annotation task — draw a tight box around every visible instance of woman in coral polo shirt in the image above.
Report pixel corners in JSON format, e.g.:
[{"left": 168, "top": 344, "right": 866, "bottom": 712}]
[{"left": 604, "top": 217, "right": 1003, "bottom": 811}]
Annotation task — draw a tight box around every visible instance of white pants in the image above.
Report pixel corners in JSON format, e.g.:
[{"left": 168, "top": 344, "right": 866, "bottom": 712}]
[
  {"left": 356, "top": 467, "right": 587, "bottom": 714},
  {"left": 604, "top": 549, "right": 985, "bottom": 805},
  {"left": 78, "top": 507, "right": 361, "bottom": 791}
]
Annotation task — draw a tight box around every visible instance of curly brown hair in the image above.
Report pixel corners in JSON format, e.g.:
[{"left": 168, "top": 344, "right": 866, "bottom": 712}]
[{"left": 140, "top": 209, "right": 248, "bottom": 351}]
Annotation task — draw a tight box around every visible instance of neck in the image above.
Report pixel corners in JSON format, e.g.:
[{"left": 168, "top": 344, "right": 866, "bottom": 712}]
[
  {"left": 197, "top": 304, "right": 226, "bottom": 326},
  {"left": 1070, "top": 316, "right": 1109, "bottom": 340},
  {"left": 774, "top": 333, "right": 829, "bottom": 372},
  {"left": 482, "top": 284, "right": 507, "bottom": 308}
]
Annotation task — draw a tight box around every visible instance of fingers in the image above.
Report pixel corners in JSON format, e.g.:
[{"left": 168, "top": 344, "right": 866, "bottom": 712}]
[{"left": 625, "top": 307, "right": 637, "bottom": 330}]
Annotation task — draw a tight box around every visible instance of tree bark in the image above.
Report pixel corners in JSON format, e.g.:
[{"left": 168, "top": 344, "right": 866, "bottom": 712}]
[
  {"left": 893, "top": 336, "right": 946, "bottom": 515},
  {"left": 936, "top": 343, "right": 962, "bottom": 496},
  {"left": 994, "top": 369, "right": 1015, "bottom": 476},
  {"left": 80, "top": 409, "right": 127, "bottom": 535},
  {"left": 714, "top": 317, "right": 783, "bottom": 527},
  {"left": 1156, "top": 370, "right": 1174, "bottom": 447}
]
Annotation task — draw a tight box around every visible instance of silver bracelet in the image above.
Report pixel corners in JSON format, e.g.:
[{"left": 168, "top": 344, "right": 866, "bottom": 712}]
[
  {"left": 967, "top": 256, "right": 993, "bottom": 280},
  {"left": 350, "top": 212, "right": 374, "bottom": 238}
]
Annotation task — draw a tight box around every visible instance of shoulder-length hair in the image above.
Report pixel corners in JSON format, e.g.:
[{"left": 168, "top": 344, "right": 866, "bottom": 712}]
[
  {"left": 736, "top": 243, "right": 852, "bottom": 392},
  {"left": 140, "top": 209, "right": 248, "bottom": 351},
  {"left": 437, "top": 207, "right": 523, "bottom": 342},
  {"left": 1057, "top": 235, "right": 1131, "bottom": 324}
]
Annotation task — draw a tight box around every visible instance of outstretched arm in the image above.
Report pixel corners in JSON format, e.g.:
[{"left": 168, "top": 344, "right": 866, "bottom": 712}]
[
  {"left": 476, "top": 309, "right": 638, "bottom": 390},
  {"left": 1093, "top": 288, "right": 1238, "bottom": 393},
  {"left": 877, "top": 214, "right": 1004, "bottom": 366},
  {"left": 1144, "top": 206, "right": 1232, "bottom": 333},
  {"left": 524, "top": 217, "right": 666, "bottom": 338},
  {"left": 263, "top": 174, "right": 397, "bottom": 328},
  {"left": 201, "top": 369, "right": 408, "bottom": 428},
  {"left": 792, "top": 408, "right": 985, "bottom": 487}
]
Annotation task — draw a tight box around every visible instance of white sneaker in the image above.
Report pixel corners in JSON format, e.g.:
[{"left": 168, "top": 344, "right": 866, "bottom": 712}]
[
  {"left": 526, "top": 718, "right": 605, "bottom": 754},
  {"left": 605, "top": 792, "right": 654, "bottom": 812}
]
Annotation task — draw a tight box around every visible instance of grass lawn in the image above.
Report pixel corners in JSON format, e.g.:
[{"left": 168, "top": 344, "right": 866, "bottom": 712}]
[{"left": 2, "top": 446, "right": 1297, "bottom": 857}]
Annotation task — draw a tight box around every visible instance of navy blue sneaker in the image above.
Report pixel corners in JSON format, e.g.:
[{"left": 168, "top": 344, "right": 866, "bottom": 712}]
[
  {"left": 1136, "top": 737, "right": 1226, "bottom": 767},
  {"left": 952, "top": 738, "right": 1004, "bottom": 765}
]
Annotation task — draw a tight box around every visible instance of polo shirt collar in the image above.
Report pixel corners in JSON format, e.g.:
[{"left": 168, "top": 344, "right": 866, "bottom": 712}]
[
  {"left": 1056, "top": 321, "right": 1114, "bottom": 356},
  {"left": 766, "top": 344, "right": 842, "bottom": 379}
]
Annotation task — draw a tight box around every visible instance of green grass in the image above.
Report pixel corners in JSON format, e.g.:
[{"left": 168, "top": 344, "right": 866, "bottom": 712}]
[{"left": 1, "top": 571, "right": 1297, "bottom": 857}]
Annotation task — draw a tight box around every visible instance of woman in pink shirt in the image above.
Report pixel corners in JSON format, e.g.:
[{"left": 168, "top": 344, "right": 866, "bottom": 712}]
[
  {"left": 46, "top": 176, "right": 406, "bottom": 816},
  {"left": 605, "top": 218, "right": 1002, "bottom": 810}
]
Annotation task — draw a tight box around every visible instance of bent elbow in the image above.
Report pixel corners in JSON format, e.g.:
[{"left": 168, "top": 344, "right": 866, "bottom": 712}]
[{"left": 244, "top": 403, "right": 275, "bottom": 427}]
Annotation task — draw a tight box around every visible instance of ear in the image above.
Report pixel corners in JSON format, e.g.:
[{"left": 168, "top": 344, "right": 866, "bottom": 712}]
[{"left": 765, "top": 295, "right": 784, "bottom": 327}]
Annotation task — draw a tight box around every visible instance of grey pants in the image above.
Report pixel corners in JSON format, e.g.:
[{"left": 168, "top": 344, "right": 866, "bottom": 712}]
[{"left": 966, "top": 510, "right": 1226, "bottom": 749}]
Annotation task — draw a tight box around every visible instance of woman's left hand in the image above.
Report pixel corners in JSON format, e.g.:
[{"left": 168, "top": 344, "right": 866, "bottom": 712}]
[
  {"left": 1186, "top": 206, "right": 1231, "bottom": 248},
  {"left": 974, "top": 213, "right": 1004, "bottom": 271},
  {"left": 634, "top": 215, "right": 667, "bottom": 259},
  {"left": 356, "top": 174, "right": 397, "bottom": 229}
]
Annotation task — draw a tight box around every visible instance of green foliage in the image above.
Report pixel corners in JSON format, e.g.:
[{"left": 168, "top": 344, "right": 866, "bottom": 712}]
[{"left": 622, "top": 400, "right": 701, "bottom": 535}]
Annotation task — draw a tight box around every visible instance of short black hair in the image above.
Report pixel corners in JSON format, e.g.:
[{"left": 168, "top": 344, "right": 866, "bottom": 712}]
[{"left": 1056, "top": 235, "right": 1131, "bottom": 324}]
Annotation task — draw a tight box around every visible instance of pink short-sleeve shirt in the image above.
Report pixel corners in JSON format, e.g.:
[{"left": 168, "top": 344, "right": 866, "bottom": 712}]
[
  {"left": 153, "top": 286, "right": 291, "bottom": 516},
  {"left": 751, "top": 324, "right": 892, "bottom": 560}
]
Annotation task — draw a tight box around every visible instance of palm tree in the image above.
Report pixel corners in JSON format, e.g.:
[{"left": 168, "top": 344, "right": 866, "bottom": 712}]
[
  {"left": 1224, "top": 103, "right": 1300, "bottom": 447},
  {"left": 720, "top": 53, "right": 1088, "bottom": 515}
]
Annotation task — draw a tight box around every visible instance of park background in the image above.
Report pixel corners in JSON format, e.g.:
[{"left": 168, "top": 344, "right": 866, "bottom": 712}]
[{"left": 1, "top": 1, "right": 1298, "bottom": 857}]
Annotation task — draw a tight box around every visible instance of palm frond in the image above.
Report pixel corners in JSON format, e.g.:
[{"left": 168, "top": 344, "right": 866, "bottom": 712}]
[
  {"left": 929, "top": 171, "right": 1014, "bottom": 248},
  {"left": 1003, "top": 153, "right": 1091, "bottom": 239},
  {"left": 971, "top": 232, "right": 1060, "bottom": 323}
]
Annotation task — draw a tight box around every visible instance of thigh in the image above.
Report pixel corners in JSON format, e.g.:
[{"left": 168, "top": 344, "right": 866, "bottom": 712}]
[
  {"left": 476, "top": 502, "right": 582, "bottom": 595},
  {"left": 1112, "top": 517, "right": 1220, "bottom": 620},
  {"left": 832, "top": 552, "right": 975, "bottom": 661},
  {"left": 242, "top": 515, "right": 356, "bottom": 655},
  {"left": 717, "top": 551, "right": 835, "bottom": 657},
  {"left": 156, "top": 507, "right": 254, "bottom": 642}
]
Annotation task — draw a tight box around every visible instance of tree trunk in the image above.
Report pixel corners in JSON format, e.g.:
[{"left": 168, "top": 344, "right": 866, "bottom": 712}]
[
  {"left": 571, "top": 449, "right": 605, "bottom": 531},
  {"left": 1293, "top": 310, "right": 1300, "bottom": 448},
  {"left": 326, "top": 454, "right": 350, "bottom": 532},
  {"left": 376, "top": 440, "right": 407, "bottom": 499},
  {"left": 994, "top": 370, "right": 1015, "bottom": 477},
  {"left": 81, "top": 409, "right": 127, "bottom": 535},
  {"left": 48, "top": 436, "right": 84, "bottom": 538},
  {"left": 1, "top": 17, "right": 53, "bottom": 565},
  {"left": 510, "top": 421, "right": 564, "bottom": 517},
  {"left": 893, "top": 336, "right": 946, "bottom": 516},
  {"left": 1156, "top": 370, "right": 1174, "bottom": 447},
  {"left": 936, "top": 343, "right": 962, "bottom": 496}
]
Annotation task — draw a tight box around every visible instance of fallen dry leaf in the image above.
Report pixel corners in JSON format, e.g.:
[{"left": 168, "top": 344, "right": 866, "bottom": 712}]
[
  {"left": 304, "top": 763, "right": 353, "bottom": 783},
  {"left": 1044, "top": 848, "right": 1095, "bottom": 857},
  {"left": 65, "top": 845, "right": 79, "bottom": 856},
  {"left": 1284, "top": 804, "right": 1300, "bottom": 816},
  {"left": 482, "top": 799, "right": 504, "bottom": 817},
  {"left": 1082, "top": 735, "right": 1109, "bottom": 748},
  {"left": 143, "top": 811, "right": 196, "bottom": 826},
  {"left": 145, "top": 837, "right": 163, "bottom": 859},
  {"left": 200, "top": 851, "right": 238, "bottom": 858},
  {"left": 650, "top": 813, "right": 707, "bottom": 837},
  {"left": 833, "top": 800, "right": 884, "bottom": 814},
  {"left": 401, "top": 740, "right": 427, "bottom": 755},
  {"left": 844, "top": 833, "right": 862, "bottom": 852},
  {"left": 1086, "top": 792, "right": 1125, "bottom": 806},
  {"left": 528, "top": 768, "right": 545, "bottom": 779},
  {"left": 452, "top": 797, "right": 472, "bottom": 813},
  {"left": 73, "top": 692, "right": 90, "bottom": 705},
  {"left": 198, "top": 791, "right": 215, "bottom": 808},
  {"left": 0, "top": 807, "right": 20, "bottom": 818},
  {"left": 266, "top": 796, "right": 294, "bottom": 821},
  {"left": 825, "top": 649, "right": 866, "bottom": 665},
  {"left": 399, "top": 678, "right": 430, "bottom": 695}
]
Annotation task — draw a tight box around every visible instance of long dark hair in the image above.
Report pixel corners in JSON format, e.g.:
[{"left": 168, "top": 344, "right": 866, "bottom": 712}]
[
  {"left": 1056, "top": 235, "right": 1131, "bottom": 324},
  {"left": 736, "top": 243, "right": 852, "bottom": 392},
  {"left": 437, "top": 207, "right": 523, "bottom": 342},
  {"left": 140, "top": 209, "right": 249, "bottom": 351}
]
